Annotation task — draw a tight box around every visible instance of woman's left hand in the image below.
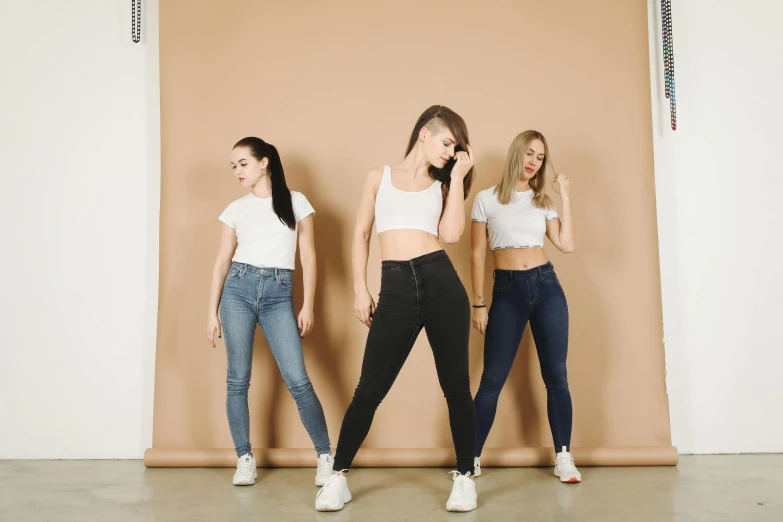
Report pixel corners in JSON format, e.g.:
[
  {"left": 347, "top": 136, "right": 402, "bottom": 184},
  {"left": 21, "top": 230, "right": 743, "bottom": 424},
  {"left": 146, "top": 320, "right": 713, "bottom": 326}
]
[
  {"left": 554, "top": 173, "right": 570, "bottom": 197},
  {"left": 451, "top": 144, "right": 474, "bottom": 180},
  {"left": 298, "top": 307, "right": 314, "bottom": 338}
]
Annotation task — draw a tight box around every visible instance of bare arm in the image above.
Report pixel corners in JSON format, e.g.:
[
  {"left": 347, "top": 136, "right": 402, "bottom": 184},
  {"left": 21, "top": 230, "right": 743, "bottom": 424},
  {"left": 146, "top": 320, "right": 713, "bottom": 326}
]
[
  {"left": 438, "top": 179, "right": 466, "bottom": 244},
  {"left": 206, "top": 224, "right": 237, "bottom": 347},
  {"left": 471, "top": 221, "right": 488, "bottom": 305},
  {"left": 471, "top": 221, "right": 490, "bottom": 334},
  {"left": 352, "top": 166, "right": 382, "bottom": 327},
  {"left": 546, "top": 174, "right": 574, "bottom": 253},
  {"left": 297, "top": 214, "right": 316, "bottom": 337},
  {"left": 438, "top": 145, "right": 474, "bottom": 243}
]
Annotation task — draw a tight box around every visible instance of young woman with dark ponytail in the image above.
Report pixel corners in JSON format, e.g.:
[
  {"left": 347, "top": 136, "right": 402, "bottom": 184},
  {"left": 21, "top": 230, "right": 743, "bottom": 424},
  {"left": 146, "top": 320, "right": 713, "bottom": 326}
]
[{"left": 205, "top": 137, "right": 333, "bottom": 487}]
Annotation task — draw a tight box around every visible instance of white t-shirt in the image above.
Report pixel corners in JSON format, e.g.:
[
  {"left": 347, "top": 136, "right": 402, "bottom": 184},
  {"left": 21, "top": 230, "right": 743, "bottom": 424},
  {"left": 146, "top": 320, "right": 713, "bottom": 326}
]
[
  {"left": 471, "top": 187, "right": 559, "bottom": 250},
  {"left": 218, "top": 191, "right": 315, "bottom": 270}
]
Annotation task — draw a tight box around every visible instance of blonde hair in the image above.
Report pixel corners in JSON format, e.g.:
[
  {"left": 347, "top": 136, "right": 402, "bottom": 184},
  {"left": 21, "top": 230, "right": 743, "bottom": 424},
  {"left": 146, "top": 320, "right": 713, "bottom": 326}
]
[{"left": 494, "top": 130, "right": 556, "bottom": 209}]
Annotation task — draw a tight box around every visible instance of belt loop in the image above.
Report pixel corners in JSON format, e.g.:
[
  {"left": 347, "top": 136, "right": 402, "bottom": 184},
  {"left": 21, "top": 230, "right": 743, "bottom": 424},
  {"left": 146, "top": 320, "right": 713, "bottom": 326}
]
[
  {"left": 537, "top": 266, "right": 543, "bottom": 277},
  {"left": 274, "top": 268, "right": 280, "bottom": 283}
]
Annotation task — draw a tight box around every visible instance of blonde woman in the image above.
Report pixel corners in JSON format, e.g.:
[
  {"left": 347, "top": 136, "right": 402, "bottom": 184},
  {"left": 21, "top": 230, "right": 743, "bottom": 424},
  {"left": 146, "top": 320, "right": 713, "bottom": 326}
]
[{"left": 470, "top": 130, "right": 581, "bottom": 483}]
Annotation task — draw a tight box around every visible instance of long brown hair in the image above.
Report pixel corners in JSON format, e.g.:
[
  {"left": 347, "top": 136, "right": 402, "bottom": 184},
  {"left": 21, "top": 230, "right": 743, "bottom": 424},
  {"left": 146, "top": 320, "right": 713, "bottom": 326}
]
[
  {"left": 495, "top": 130, "right": 555, "bottom": 210},
  {"left": 404, "top": 105, "right": 475, "bottom": 199},
  {"left": 234, "top": 137, "right": 296, "bottom": 230}
]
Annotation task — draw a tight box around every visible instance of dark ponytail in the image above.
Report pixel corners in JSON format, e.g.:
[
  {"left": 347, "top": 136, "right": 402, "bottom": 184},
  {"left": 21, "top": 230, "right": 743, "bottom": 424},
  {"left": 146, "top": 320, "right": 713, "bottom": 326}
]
[{"left": 234, "top": 137, "right": 296, "bottom": 230}]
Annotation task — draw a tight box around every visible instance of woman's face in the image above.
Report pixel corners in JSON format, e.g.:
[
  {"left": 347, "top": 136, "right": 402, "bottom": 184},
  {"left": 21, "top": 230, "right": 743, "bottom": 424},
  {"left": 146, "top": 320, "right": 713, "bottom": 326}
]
[
  {"left": 421, "top": 126, "right": 457, "bottom": 169},
  {"left": 520, "top": 139, "right": 546, "bottom": 181},
  {"left": 231, "top": 146, "right": 267, "bottom": 188}
]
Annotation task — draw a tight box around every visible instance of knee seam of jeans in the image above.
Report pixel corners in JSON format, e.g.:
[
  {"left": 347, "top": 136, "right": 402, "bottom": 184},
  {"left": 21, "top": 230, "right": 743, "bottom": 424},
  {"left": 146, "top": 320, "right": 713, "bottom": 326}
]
[
  {"left": 476, "top": 385, "right": 503, "bottom": 399},
  {"left": 287, "top": 378, "right": 313, "bottom": 393},
  {"left": 444, "top": 390, "right": 473, "bottom": 401}
]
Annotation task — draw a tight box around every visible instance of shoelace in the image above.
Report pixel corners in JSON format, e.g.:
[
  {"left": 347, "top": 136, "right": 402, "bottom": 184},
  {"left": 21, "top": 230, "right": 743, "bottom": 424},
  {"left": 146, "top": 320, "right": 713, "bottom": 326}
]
[
  {"left": 315, "top": 470, "right": 348, "bottom": 500},
  {"left": 556, "top": 455, "right": 576, "bottom": 470},
  {"left": 448, "top": 471, "right": 473, "bottom": 492}
]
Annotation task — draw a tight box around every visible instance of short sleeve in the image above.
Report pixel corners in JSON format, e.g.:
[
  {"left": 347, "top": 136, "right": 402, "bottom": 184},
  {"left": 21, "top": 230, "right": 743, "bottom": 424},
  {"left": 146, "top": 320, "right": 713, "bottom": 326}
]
[
  {"left": 544, "top": 204, "right": 559, "bottom": 221},
  {"left": 471, "top": 192, "right": 487, "bottom": 223},
  {"left": 293, "top": 192, "right": 315, "bottom": 223},
  {"left": 218, "top": 202, "right": 236, "bottom": 228}
]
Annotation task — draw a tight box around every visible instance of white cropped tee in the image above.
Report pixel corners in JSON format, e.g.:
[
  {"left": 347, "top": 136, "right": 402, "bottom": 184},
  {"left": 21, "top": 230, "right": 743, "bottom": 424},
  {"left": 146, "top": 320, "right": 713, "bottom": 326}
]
[{"left": 471, "top": 187, "right": 558, "bottom": 250}]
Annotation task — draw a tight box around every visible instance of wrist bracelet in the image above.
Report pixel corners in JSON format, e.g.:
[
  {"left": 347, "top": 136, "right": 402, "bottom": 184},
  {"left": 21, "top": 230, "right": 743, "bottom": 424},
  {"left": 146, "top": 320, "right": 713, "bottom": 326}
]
[{"left": 472, "top": 304, "right": 487, "bottom": 309}]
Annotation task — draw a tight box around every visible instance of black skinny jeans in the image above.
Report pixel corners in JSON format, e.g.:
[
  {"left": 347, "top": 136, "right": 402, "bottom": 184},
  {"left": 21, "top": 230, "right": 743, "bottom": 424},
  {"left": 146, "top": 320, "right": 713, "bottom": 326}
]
[{"left": 333, "top": 250, "right": 476, "bottom": 474}]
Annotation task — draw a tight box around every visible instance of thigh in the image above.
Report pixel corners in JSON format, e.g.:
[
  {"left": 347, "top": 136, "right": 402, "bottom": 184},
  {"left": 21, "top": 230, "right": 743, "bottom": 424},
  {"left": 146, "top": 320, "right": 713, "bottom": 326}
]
[
  {"left": 482, "top": 281, "right": 529, "bottom": 388},
  {"left": 423, "top": 277, "right": 471, "bottom": 391},
  {"left": 355, "top": 288, "right": 421, "bottom": 399},
  {"left": 220, "top": 269, "right": 259, "bottom": 381},
  {"left": 258, "top": 273, "right": 309, "bottom": 386},
  {"left": 529, "top": 280, "right": 569, "bottom": 379}
]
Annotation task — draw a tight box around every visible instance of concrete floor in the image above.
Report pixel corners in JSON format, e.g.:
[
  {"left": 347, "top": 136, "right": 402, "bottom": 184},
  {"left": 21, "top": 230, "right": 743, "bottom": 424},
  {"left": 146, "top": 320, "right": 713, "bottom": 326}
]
[{"left": 0, "top": 456, "right": 779, "bottom": 522}]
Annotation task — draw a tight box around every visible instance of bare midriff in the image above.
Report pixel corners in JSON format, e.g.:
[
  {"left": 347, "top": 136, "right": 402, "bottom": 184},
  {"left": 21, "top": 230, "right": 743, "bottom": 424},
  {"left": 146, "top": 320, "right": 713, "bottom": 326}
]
[
  {"left": 492, "top": 247, "right": 549, "bottom": 270},
  {"left": 379, "top": 230, "right": 442, "bottom": 261}
]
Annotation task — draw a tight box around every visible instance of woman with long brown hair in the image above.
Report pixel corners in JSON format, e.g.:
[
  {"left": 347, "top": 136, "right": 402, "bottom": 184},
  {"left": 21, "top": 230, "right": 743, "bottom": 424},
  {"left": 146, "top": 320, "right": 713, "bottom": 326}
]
[
  {"left": 315, "top": 105, "right": 479, "bottom": 512},
  {"left": 206, "top": 137, "right": 333, "bottom": 488}
]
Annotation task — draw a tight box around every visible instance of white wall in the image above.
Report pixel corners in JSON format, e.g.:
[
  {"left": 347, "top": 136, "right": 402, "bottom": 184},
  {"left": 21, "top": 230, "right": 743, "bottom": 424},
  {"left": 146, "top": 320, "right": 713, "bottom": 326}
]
[
  {"left": 0, "top": 0, "right": 160, "bottom": 458},
  {"left": 648, "top": 0, "right": 783, "bottom": 454}
]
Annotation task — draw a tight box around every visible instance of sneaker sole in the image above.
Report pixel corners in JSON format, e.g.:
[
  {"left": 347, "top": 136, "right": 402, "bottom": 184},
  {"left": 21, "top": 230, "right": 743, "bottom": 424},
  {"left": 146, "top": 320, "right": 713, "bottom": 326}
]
[
  {"left": 554, "top": 471, "right": 581, "bottom": 483},
  {"left": 233, "top": 471, "right": 257, "bottom": 486},
  {"left": 316, "top": 495, "right": 351, "bottom": 512},
  {"left": 316, "top": 504, "right": 345, "bottom": 512},
  {"left": 447, "top": 503, "right": 477, "bottom": 512},
  {"left": 315, "top": 474, "right": 331, "bottom": 487}
]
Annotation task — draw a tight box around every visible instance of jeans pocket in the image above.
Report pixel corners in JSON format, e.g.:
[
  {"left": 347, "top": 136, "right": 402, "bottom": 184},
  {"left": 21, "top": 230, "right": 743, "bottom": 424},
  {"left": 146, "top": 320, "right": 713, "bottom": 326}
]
[
  {"left": 541, "top": 270, "right": 560, "bottom": 285},
  {"left": 493, "top": 277, "right": 514, "bottom": 292},
  {"left": 278, "top": 275, "right": 294, "bottom": 290}
]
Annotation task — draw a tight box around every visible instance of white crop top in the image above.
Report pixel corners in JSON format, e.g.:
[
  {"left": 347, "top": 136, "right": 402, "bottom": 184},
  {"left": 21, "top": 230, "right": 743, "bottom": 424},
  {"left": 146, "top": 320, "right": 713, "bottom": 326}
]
[
  {"left": 374, "top": 165, "right": 443, "bottom": 236},
  {"left": 218, "top": 191, "right": 315, "bottom": 270},
  {"left": 471, "top": 186, "right": 559, "bottom": 250}
]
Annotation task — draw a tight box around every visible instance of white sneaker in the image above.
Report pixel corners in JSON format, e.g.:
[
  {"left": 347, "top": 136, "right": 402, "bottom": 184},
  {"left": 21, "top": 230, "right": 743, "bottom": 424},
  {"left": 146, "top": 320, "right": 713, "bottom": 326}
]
[
  {"left": 232, "top": 453, "right": 257, "bottom": 486},
  {"left": 315, "top": 454, "right": 334, "bottom": 486},
  {"left": 447, "top": 471, "right": 477, "bottom": 512},
  {"left": 315, "top": 471, "right": 352, "bottom": 511},
  {"left": 554, "top": 447, "right": 581, "bottom": 483},
  {"left": 473, "top": 456, "right": 482, "bottom": 477}
]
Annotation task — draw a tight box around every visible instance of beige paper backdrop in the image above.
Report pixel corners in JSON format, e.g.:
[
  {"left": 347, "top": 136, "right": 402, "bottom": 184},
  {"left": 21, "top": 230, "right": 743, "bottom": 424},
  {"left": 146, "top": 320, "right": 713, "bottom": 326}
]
[{"left": 146, "top": 0, "right": 677, "bottom": 467}]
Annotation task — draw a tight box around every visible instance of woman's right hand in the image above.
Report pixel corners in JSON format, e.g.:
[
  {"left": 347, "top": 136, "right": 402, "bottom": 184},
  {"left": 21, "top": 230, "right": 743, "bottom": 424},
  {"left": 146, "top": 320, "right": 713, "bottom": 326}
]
[
  {"left": 472, "top": 306, "right": 488, "bottom": 335},
  {"left": 206, "top": 314, "right": 222, "bottom": 348},
  {"left": 354, "top": 289, "right": 376, "bottom": 328}
]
